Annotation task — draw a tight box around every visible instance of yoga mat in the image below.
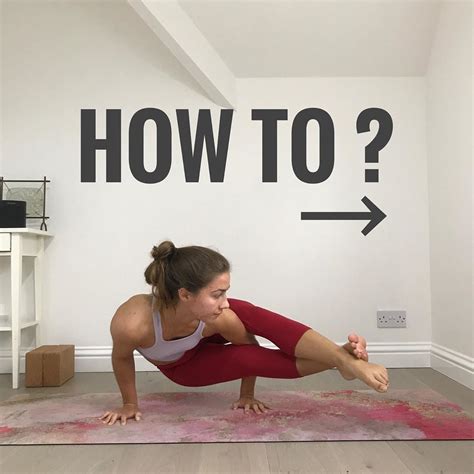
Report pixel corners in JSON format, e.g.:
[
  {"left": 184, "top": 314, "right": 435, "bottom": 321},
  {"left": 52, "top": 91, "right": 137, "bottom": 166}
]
[{"left": 1, "top": 388, "right": 472, "bottom": 444}]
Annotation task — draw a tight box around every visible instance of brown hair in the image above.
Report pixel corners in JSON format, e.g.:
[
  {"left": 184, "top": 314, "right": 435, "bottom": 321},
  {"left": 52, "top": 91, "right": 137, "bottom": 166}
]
[{"left": 144, "top": 240, "right": 231, "bottom": 313}]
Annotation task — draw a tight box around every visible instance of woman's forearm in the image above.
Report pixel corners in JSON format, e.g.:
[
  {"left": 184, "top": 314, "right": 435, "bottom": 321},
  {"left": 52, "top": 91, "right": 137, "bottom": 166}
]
[
  {"left": 111, "top": 354, "right": 139, "bottom": 406},
  {"left": 239, "top": 337, "right": 260, "bottom": 396},
  {"left": 240, "top": 375, "right": 257, "bottom": 396}
]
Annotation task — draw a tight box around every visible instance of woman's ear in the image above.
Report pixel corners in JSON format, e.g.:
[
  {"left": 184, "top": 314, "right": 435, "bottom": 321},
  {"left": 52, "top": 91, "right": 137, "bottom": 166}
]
[{"left": 177, "top": 287, "right": 193, "bottom": 301}]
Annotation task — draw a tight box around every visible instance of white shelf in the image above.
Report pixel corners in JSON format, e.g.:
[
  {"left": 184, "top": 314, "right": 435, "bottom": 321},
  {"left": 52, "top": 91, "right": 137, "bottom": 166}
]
[
  {"left": 0, "top": 320, "right": 39, "bottom": 332},
  {"left": 0, "top": 253, "right": 38, "bottom": 257},
  {"left": 0, "top": 228, "right": 53, "bottom": 237},
  {"left": 2, "top": 229, "right": 49, "bottom": 388}
]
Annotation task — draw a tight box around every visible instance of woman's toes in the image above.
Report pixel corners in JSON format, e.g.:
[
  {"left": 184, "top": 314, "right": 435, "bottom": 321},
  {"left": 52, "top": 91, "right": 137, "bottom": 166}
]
[
  {"left": 374, "top": 373, "right": 388, "bottom": 386},
  {"left": 348, "top": 333, "right": 358, "bottom": 343}
]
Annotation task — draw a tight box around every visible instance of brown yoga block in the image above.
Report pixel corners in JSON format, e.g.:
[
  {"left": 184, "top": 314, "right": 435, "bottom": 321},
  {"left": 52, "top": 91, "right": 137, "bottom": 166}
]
[{"left": 25, "top": 345, "right": 75, "bottom": 387}]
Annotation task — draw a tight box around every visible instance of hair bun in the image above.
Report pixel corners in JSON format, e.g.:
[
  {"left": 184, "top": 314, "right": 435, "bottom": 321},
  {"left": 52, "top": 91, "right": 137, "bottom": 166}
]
[{"left": 151, "top": 241, "right": 176, "bottom": 262}]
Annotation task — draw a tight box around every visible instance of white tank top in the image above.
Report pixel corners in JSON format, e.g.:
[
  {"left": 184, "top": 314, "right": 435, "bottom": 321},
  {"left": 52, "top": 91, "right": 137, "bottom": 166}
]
[{"left": 136, "top": 297, "right": 206, "bottom": 362}]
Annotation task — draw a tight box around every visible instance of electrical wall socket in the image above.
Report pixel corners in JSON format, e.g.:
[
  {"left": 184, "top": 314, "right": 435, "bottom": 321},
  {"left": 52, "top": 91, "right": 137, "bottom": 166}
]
[{"left": 377, "top": 310, "right": 407, "bottom": 328}]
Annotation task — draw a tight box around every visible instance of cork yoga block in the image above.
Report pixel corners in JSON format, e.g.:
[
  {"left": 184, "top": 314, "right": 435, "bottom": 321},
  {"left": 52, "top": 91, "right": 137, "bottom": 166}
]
[{"left": 25, "top": 345, "right": 75, "bottom": 387}]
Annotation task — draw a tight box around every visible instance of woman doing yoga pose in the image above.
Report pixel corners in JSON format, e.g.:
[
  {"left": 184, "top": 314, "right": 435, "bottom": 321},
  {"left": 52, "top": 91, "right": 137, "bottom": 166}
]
[{"left": 100, "top": 241, "right": 389, "bottom": 426}]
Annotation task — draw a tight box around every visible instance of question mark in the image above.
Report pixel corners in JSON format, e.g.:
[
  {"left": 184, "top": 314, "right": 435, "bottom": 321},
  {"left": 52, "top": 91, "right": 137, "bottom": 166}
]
[{"left": 356, "top": 108, "right": 393, "bottom": 182}]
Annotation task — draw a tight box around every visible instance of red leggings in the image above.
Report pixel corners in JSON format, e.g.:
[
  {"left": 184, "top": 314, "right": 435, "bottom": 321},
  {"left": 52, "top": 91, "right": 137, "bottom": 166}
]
[{"left": 154, "top": 298, "right": 312, "bottom": 387}]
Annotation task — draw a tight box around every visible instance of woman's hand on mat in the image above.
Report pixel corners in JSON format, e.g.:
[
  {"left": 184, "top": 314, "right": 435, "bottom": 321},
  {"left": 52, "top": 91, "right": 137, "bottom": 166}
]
[
  {"left": 232, "top": 396, "right": 271, "bottom": 414},
  {"left": 99, "top": 403, "right": 142, "bottom": 426}
]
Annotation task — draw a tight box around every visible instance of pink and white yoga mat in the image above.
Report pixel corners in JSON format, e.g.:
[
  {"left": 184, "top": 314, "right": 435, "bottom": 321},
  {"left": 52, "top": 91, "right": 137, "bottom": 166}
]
[{"left": 1, "top": 388, "right": 473, "bottom": 444}]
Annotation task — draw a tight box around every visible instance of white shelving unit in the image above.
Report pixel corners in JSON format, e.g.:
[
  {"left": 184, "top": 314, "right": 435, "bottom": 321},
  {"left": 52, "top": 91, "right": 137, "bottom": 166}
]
[{"left": 0, "top": 228, "right": 54, "bottom": 389}]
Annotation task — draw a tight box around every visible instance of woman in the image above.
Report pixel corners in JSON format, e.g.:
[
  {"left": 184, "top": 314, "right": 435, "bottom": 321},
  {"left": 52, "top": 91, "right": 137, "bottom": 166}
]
[{"left": 100, "top": 241, "right": 389, "bottom": 426}]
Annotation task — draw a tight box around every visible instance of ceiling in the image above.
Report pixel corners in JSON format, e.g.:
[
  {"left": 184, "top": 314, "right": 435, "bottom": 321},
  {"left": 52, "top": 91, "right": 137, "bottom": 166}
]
[{"left": 177, "top": 0, "right": 442, "bottom": 77}]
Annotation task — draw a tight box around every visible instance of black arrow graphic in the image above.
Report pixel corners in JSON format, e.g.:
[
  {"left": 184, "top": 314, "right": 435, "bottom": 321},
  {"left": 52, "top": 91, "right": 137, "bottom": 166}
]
[{"left": 301, "top": 196, "right": 387, "bottom": 236}]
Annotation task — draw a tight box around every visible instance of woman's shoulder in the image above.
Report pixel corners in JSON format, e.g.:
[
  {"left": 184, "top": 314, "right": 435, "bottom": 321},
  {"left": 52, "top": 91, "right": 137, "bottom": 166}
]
[
  {"left": 126, "top": 293, "right": 153, "bottom": 308},
  {"left": 112, "top": 294, "right": 152, "bottom": 332}
]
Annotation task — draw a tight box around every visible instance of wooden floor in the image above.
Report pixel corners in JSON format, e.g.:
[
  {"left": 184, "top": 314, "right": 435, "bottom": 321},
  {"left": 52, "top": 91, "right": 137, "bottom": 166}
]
[{"left": 0, "top": 368, "right": 473, "bottom": 473}]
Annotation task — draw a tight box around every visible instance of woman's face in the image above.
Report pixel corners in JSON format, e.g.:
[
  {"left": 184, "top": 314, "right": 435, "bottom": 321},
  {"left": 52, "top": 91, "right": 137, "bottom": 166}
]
[{"left": 191, "top": 272, "right": 231, "bottom": 322}]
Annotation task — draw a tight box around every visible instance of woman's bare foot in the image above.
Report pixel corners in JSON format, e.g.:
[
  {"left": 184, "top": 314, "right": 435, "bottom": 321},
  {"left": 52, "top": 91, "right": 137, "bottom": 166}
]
[
  {"left": 337, "top": 349, "right": 390, "bottom": 393},
  {"left": 342, "top": 333, "right": 368, "bottom": 362}
]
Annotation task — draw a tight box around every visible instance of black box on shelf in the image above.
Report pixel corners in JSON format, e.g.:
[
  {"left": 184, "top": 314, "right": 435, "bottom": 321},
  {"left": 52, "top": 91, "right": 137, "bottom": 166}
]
[{"left": 0, "top": 200, "right": 26, "bottom": 228}]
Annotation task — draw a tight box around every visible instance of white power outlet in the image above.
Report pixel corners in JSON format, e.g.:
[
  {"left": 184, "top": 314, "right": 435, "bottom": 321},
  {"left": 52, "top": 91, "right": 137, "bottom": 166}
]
[{"left": 377, "top": 310, "right": 407, "bottom": 328}]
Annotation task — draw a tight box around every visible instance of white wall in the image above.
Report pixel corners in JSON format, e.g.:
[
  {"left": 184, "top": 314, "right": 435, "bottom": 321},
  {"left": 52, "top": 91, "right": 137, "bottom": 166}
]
[
  {"left": 231, "top": 76, "right": 431, "bottom": 347},
  {"left": 0, "top": 1, "right": 470, "bottom": 386},
  {"left": 426, "top": 1, "right": 473, "bottom": 384}
]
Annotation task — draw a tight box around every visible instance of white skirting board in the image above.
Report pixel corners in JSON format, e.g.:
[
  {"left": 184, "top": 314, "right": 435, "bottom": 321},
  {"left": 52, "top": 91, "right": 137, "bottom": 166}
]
[
  {"left": 430, "top": 342, "right": 474, "bottom": 391},
  {"left": 1, "top": 341, "right": 472, "bottom": 390}
]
